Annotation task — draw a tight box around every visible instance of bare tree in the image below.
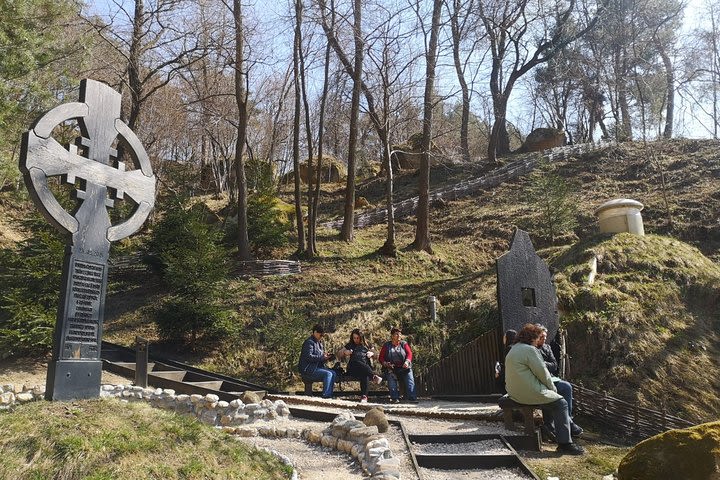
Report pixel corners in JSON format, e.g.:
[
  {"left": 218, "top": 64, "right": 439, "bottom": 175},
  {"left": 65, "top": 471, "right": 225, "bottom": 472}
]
[
  {"left": 233, "top": 0, "right": 251, "bottom": 260},
  {"left": 409, "top": 0, "right": 442, "bottom": 254},
  {"left": 292, "top": 0, "right": 306, "bottom": 253},
  {"left": 478, "top": 0, "right": 606, "bottom": 163},
  {"left": 84, "top": 0, "right": 206, "bottom": 131},
  {"left": 339, "top": 0, "right": 364, "bottom": 242}
]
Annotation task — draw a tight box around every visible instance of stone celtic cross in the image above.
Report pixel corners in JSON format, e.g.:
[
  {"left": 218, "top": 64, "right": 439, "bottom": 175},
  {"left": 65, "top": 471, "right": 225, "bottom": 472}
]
[{"left": 20, "top": 79, "right": 156, "bottom": 400}]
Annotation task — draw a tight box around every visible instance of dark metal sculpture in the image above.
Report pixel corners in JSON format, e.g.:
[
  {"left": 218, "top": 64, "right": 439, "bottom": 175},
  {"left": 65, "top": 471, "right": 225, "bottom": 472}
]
[
  {"left": 496, "top": 229, "right": 559, "bottom": 340},
  {"left": 19, "top": 79, "right": 155, "bottom": 401}
]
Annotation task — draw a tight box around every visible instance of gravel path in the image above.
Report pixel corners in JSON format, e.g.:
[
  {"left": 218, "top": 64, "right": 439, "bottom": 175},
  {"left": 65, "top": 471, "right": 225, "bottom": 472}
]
[
  {"left": 236, "top": 434, "right": 365, "bottom": 479},
  {"left": 419, "top": 466, "right": 532, "bottom": 480},
  {"left": 412, "top": 439, "right": 511, "bottom": 455}
]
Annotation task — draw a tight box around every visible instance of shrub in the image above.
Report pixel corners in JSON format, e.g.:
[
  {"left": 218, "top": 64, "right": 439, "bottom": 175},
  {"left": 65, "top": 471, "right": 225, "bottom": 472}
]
[
  {"left": 241, "top": 194, "right": 292, "bottom": 257},
  {"left": 152, "top": 297, "right": 229, "bottom": 344},
  {"left": 0, "top": 218, "right": 64, "bottom": 358},
  {"left": 148, "top": 202, "right": 229, "bottom": 344},
  {"left": 524, "top": 164, "right": 578, "bottom": 244}
]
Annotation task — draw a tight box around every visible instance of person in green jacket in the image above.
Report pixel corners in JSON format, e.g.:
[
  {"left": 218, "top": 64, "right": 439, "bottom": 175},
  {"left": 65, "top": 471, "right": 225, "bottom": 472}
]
[{"left": 505, "top": 323, "right": 585, "bottom": 455}]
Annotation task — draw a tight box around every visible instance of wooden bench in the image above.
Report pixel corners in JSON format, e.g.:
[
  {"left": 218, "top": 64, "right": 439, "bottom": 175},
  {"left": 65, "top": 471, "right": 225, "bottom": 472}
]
[
  {"left": 498, "top": 394, "right": 542, "bottom": 435},
  {"left": 301, "top": 373, "right": 359, "bottom": 395}
]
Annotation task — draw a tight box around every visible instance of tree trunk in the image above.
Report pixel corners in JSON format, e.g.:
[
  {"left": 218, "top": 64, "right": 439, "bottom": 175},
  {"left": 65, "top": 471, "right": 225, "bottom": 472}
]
[
  {"left": 410, "top": 0, "right": 441, "bottom": 254},
  {"left": 658, "top": 45, "right": 674, "bottom": 139},
  {"left": 340, "top": 0, "right": 363, "bottom": 242},
  {"left": 378, "top": 129, "right": 396, "bottom": 256},
  {"left": 450, "top": 0, "right": 471, "bottom": 163},
  {"left": 233, "top": 0, "right": 252, "bottom": 261},
  {"left": 292, "top": 0, "right": 306, "bottom": 253},
  {"left": 127, "top": 0, "right": 144, "bottom": 131}
]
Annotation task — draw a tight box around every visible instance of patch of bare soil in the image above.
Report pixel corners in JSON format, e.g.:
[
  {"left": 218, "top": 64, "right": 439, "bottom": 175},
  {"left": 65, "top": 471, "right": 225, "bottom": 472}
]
[{"left": 0, "top": 356, "right": 131, "bottom": 389}]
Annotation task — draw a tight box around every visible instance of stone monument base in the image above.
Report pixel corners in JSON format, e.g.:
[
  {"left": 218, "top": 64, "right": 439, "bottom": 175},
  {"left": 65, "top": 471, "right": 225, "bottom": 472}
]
[{"left": 45, "top": 359, "right": 102, "bottom": 401}]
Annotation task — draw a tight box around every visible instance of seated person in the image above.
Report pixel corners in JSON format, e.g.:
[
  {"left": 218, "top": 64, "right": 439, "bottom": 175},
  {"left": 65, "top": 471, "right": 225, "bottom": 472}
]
[
  {"left": 505, "top": 323, "right": 584, "bottom": 455},
  {"left": 341, "top": 328, "right": 382, "bottom": 403},
  {"left": 379, "top": 327, "right": 417, "bottom": 403},
  {"left": 495, "top": 329, "right": 517, "bottom": 393},
  {"left": 297, "top": 324, "right": 336, "bottom": 398},
  {"left": 536, "top": 325, "right": 583, "bottom": 440}
]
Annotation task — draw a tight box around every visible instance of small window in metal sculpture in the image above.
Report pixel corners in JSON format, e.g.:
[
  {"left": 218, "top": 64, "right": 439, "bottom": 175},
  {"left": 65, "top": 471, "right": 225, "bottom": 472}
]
[{"left": 521, "top": 287, "right": 536, "bottom": 307}]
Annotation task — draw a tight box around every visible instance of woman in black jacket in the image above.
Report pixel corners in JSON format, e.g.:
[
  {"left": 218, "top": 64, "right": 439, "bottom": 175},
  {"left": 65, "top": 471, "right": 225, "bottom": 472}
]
[{"left": 342, "top": 329, "right": 382, "bottom": 403}]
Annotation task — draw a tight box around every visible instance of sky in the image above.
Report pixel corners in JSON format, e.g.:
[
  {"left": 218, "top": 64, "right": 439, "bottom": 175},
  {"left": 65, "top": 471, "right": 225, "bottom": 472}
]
[{"left": 83, "top": 0, "right": 718, "bottom": 139}]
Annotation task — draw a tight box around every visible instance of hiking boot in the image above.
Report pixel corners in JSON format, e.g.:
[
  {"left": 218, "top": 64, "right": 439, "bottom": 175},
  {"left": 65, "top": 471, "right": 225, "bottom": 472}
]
[
  {"left": 571, "top": 423, "right": 584, "bottom": 438},
  {"left": 556, "top": 442, "right": 585, "bottom": 455},
  {"left": 540, "top": 425, "right": 557, "bottom": 443},
  {"left": 372, "top": 375, "right": 383, "bottom": 385},
  {"left": 360, "top": 395, "right": 368, "bottom": 403}
]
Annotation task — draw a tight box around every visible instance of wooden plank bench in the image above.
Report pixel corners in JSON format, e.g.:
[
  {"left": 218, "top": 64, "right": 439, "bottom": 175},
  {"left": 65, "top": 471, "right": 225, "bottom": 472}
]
[
  {"left": 301, "top": 373, "right": 360, "bottom": 395},
  {"left": 498, "top": 394, "right": 542, "bottom": 435}
]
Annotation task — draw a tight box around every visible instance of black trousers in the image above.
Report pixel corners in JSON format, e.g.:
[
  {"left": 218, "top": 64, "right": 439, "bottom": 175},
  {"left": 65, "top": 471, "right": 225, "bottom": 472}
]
[{"left": 347, "top": 361, "right": 374, "bottom": 396}]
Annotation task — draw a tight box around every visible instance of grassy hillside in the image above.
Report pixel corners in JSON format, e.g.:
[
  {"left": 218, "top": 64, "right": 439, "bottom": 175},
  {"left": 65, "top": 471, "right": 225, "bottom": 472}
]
[
  {"left": 0, "top": 399, "right": 291, "bottom": 480},
  {"left": 2, "top": 139, "right": 719, "bottom": 422}
]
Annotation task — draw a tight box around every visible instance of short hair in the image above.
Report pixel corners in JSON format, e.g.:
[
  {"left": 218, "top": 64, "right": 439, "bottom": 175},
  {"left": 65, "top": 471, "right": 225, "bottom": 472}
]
[
  {"left": 390, "top": 326, "right": 402, "bottom": 335},
  {"left": 534, "top": 323, "right": 548, "bottom": 333},
  {"left": 504, "top": 329, "right": 517, "bottom": 345},
  {"left": 312, "top": 324, "right": 324, "bottom": 334},
  {"left": 515, "top": 323, "right": 544, "bottom": 345}
]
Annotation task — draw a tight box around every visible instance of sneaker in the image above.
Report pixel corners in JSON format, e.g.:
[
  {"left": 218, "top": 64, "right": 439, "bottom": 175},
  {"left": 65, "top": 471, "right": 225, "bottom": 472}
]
[
  {"left": 372, "top": 375, "right": 383, "bottom": 385},
  {"left": 571, "top": 423, "right": 584, "bottom": 437},
  {"left": 360, "top": 396, "right": 368, "bottom": 403},
  {"left": 389, "top": 398, "right": 400, "bottom": 404},
  {"left": 556, "top": 442, "right": 585, "bottom": 455}
]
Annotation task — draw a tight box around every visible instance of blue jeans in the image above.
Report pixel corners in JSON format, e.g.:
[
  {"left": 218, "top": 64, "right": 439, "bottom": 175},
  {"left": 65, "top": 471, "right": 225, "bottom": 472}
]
[
  {"left": 303, "top": 367, "right": 337, "bottom": 398},
  {"left": 543, "top": 380, "right": 574, "bottom": 432},
  {"left": 387, "top": 367, "right": 416, "bottom": 401},
  {"left": 541, "top": 398, "right": 572, "bottom": 444}
]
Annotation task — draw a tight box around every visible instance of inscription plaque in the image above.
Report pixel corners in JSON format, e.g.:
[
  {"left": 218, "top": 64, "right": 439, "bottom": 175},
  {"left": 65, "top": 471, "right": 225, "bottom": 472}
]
[{"left": 20, "top": 79, "right": 155, "bottom": 400}]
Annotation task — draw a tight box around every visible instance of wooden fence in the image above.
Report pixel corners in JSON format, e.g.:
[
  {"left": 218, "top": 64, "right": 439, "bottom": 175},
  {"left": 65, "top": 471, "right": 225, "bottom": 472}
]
[
  {"left": 572, "top": 383, "right": 695, "bottom": 438},
  {"left": 417, "top": 328, "right": 501, "bottom": 395},
  {"left": 417, "top": 329, "right": 697, "bottom": 438},
  {"left": 237, "top": 260, "right": 301, "bottom": 277}
]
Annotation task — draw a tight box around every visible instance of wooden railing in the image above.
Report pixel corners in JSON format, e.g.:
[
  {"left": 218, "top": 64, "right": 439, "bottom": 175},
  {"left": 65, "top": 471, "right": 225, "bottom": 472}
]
[
  {"left": 417, "top": 328, "right": 501, "bottom": 395},
  {"left": 572, "top": 383, "right": 695, "bottom": 438}
]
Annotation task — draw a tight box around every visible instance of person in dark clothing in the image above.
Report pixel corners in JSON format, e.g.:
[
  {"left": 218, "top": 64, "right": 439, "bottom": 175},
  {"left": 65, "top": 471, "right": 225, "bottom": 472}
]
[
  {"left": 342, "top": 328, "right": 383, "bottom": 403},
  {"left": 536, "top": 325, "right": 582, "bottom": 440},
  {"left": 297, "top": 324, "right": 336, "bottom": 398},
  {"left": 495, "top": 329, "right": 517, "bottom": 392}
]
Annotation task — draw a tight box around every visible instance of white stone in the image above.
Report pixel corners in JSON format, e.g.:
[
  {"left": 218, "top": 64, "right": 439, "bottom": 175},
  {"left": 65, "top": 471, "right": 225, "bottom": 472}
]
[
  {"left": 190, "top": 394, "right": 204, "bottom": 403},
  {"left": 244, "top": 403, "right": 261, "bottom": 412},
  {"left": 217, "top": 400, "right": 230, "bottom": 409},
  {"left": 205, "top": 394, "right": 220, "bottom": 403},
  {"left": 2, "top": 384, "right": 14, "bottom": 393},
  {"left": 0, "top": 392, "right": 15, "bottom": 405},
  {"left": 229, "top": 399, "right": 243, "bottom": 408},
  {"left": 252, "top": 408, "right": 268, "bottom": 417},
  {"left": 176, "top": 394, "right": 190, "bottom": 402},
  {"left": 101, "top": 385, "right": 114, "bottom": 391},
  {"left": 131, "top": 386, "right": 143, "bottom": 392},
  {"left": 366, "top": 439, "right": 389, "bottom": 450},
  {"left": 162, "top": 389, "right": 175, "bottom": 396},
  {"left": 16, "top": 392, "right": 34, "bottom": 403},
  {"left": 260, "top": 399, "right": 274, "bottom": 408},
  {"left": 235, "top": 427, "right": 257, "bottom": 437}
]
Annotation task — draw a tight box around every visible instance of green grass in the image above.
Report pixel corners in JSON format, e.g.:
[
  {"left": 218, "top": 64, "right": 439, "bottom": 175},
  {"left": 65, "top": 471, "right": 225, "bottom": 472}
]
[
  {"left": 526, "top": 443, "right": 629, "bottom": 480},
  {"left": 0, "top": 399, "right": 291, "bottom": 480}
]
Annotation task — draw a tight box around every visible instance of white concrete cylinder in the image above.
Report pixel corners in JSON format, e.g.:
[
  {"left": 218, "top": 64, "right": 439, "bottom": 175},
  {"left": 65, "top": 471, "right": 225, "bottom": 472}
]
[{"left": 594, "top": 198, "right": 645, "bottom": 236}]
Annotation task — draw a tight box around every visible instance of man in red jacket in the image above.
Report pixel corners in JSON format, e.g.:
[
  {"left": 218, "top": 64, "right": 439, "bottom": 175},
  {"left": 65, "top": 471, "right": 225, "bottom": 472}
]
[{"left": 379, "top": 327, "right": 417, "bottom": 403}]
